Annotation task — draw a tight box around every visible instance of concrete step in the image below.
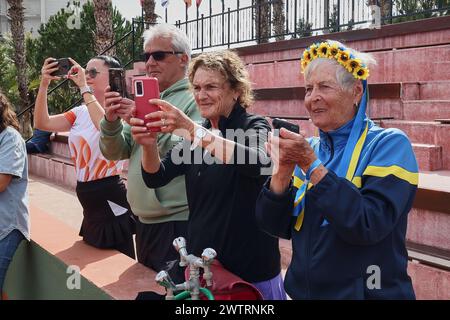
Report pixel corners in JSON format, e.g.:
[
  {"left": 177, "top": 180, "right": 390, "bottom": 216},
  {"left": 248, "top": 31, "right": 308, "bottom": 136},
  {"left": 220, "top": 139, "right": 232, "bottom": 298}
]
[
  {"left": 253, "top": 99, "right": 402, "bottom": 122},
  {"left": 248, "top": 44, "right": 450, "bottom": 89},
  {"left": 380, "top": 120, "right": 450, "bottom": 169},
  {"left": 28, "top": 153, "right": 77, "bottom": 190},
  {"left": 28, "top": 149, "right": 129, "bottom": 191},
  {"left": 403, "top": 81, "right": 450, "bottom": 101},
  {"left": 412, "top": 143, "right": 443, "bottom": 171},
  {"left": 402, "top": 100, "right": 450, "bottom": 121},
  {"left": 380, "top": 120, "right": 438, "bottom": 144},
  {"left": 408, "top": 170, "right": 450, "bottom": 253},
  {"left": 49, "top": 139, "right": 71, "bottom": 159},
  {"left": 419, "top": 81, "right": 450, "bottom": 100}
]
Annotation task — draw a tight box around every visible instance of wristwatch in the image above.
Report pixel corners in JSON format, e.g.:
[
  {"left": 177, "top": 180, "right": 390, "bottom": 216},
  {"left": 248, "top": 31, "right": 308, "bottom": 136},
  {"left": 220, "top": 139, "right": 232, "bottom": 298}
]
[
  {"left": 80, "top": 85, "right": 93, "bottom": 96},
  {"left": 190, "top": 126, "right": 208, "bottom": 151}
]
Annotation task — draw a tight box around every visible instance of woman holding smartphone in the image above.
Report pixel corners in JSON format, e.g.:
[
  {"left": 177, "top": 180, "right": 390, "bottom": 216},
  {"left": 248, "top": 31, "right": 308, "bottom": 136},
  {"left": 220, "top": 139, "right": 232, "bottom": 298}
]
[
  {"left": 34, "top": 56, "right": 136, "bottom": 259},
  {"left": 131, "top": 50, "right": 286, "bottom": 300}
]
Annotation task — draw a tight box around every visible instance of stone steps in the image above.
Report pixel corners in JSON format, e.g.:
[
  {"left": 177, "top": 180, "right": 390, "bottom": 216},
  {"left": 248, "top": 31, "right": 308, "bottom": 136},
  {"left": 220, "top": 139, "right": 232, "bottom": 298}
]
[
  {"left": 412, "top": 143, "right": 443, "bottom": 171},
  {"left": 403, "top": 81, "right": 450, "bottom": 101},
  {"left": 380, "top": 120, "right": 450, "bottom": 170},
  {"left": 402, "top": 100, "right": 450, "bottom": 121}
]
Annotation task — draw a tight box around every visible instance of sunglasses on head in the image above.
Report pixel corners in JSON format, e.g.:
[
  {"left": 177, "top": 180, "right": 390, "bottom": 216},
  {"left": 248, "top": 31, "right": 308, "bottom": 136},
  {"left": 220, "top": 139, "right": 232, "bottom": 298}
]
[
  {"left": 85, "top": 68, "right": 101, "bottom": 78},
  {"left": 142, "top": 51, "right": 183, "bottom": 62}
]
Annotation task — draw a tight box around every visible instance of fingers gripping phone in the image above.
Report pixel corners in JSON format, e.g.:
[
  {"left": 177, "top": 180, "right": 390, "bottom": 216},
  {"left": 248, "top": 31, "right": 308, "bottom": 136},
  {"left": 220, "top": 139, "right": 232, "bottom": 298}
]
[
  {"left": 272, "top": 118, "right": 300, "bottom": 134},
  {"left": 50, "top": 58, "right": 73, "bottom": 76},
  {"left": 109, "top": 68, "right": 127, "bottom": 98},
  {"left": 133, "top": 76, "right": 161, "bottom": 132}
]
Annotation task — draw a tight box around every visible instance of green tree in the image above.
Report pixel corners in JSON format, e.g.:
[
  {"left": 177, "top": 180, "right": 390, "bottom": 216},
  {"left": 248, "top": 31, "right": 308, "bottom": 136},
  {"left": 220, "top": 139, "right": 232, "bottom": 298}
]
[
  {"left": 26, "top": 1, "right": 136, "bottom": 114},
  {"left": 93, "top": 0, "right": 115, "bottom": 55},
  {"left": 142, "top": 0, "right": 158, "bottom": 24},
  {"left": 0, "top": 36, "right": 20, "bottom": 106},
  {"left": 393, "top": 0, "right": 439, "bottom": 23},
  {"left": 253, "top": 0, "right": 271, "bottom": 43},
  {"left": 329, "top": 4, "right": 340, "bottom": 33},
  {"left": 292, "top": 18, "right": 312, "bottom": 38},
  {"left": 7, "top": 0, "right": 31, "bottom": 136},
  {"left": 272, "top": 0, "right": 285, "bottom": 41}
]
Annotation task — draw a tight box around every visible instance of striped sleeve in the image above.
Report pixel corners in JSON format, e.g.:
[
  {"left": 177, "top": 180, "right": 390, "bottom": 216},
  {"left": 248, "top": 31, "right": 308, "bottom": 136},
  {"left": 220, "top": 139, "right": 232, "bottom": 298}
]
[
  {"left": 64, "top": 110, "right": 76, "bottom": 126},
  {"left": 362, "top": 128, "right": 418, "bottom": 185}
]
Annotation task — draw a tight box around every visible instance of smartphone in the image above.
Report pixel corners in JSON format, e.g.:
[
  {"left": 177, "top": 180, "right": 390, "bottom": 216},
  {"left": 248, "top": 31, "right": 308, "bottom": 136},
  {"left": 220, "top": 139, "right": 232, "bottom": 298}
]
[
  {"left": 272, "top": 118, "right": 300, "bottom": 134},
  {"left": 109, "top": 68, "right": 127, "bottom": 98},
  {"left": 133, "top": 76, "right": 160, "bottom": 132},
  {"left": 50, "top": 58, "right": 73, "bottom": 76}
]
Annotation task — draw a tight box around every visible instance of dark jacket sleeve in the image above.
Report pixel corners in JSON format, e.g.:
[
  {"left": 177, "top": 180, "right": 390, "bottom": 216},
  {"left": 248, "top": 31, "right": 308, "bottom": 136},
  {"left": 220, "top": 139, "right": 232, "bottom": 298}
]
[
  {"left": 232, "top": 117, "right": 272, "bottom": 178},
  {"left": 255, "top": 177, "right": 295, "bottom": 240},
  {"left": 141, "top": 141, "right": 188, "bottom": 189},
  {"left": 308, "top": 132, "right": 418, "bottom": 245}
]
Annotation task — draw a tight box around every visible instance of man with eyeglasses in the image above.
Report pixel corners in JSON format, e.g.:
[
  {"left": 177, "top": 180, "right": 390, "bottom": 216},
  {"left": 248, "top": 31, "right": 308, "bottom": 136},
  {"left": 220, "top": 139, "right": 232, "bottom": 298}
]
[{"left": 99, "top": 24, "right": 201, "bottom": 282}]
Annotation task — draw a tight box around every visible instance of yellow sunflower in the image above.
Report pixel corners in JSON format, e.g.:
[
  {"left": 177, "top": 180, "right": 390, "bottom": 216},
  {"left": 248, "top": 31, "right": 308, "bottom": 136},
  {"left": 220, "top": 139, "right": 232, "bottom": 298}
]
[
  {"left": 302, "top": 49, "right": 312, "bottom": 62},
  {"left": 337, "top": 50, "right": 350, "bottom": 65},
  {"left": 346, "top": 58, "right": 362, "bottom": 73},
  {"left": 353, "top": 67, "right": 369, "bottom": 80},
  {"left": 329, "top": 44, "right": 340, "bottom": 57},
  {"left": 301, "top": 60, "right": 308, "bottom": 72},
  {"left": 318, "top": 42, "right": 330, "bottom": 58},
  {"left": 309, "top": 44, "right": 319, "bottom": 59}
]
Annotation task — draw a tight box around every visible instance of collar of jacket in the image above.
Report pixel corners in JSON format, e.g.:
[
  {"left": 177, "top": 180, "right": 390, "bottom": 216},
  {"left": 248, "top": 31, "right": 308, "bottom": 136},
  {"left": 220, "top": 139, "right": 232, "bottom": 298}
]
[
  {"left": 203, "top": 102, "right": 245, "bottom": 134},
  {"left": 318, "top": 115, "right": 369, "bottom": 150},
  {"left": 159, "top": 78, "right": 189, "bottom": 99}
]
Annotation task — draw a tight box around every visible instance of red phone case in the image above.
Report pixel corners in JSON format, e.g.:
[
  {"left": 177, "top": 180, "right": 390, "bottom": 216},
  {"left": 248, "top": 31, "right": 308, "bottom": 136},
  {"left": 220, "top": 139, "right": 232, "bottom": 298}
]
[{"left": 133, "top": 76, "right": 160, "bottom": 132}]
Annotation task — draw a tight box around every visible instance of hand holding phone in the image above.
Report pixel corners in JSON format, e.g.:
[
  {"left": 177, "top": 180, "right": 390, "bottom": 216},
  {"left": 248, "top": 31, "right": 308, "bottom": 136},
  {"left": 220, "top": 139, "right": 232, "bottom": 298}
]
[
  {"left": 50, "top": 58, "right": 73, "bottom": 77},
  {"left": 272, "top": 118, "right": 300, "bottom": 134},
  {"left": 133, "top": 76, "right": 161, "bottom": 132}
]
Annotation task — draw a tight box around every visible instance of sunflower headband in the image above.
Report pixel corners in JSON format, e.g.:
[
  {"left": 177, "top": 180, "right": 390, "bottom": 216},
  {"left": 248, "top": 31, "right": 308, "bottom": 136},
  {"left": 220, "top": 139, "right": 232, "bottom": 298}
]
[{"left": 300, "top": 41, "right": 369, "bottom": 80}]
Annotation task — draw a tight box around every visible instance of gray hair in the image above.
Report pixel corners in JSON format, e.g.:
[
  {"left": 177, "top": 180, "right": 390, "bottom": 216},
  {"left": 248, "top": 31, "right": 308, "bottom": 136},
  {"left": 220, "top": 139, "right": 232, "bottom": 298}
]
[
  {"left": 304, "top": 40, "right": 377, "bottom": 92},
  {"left": 142, "top": 24, "right": 192, "bottom": 69}
]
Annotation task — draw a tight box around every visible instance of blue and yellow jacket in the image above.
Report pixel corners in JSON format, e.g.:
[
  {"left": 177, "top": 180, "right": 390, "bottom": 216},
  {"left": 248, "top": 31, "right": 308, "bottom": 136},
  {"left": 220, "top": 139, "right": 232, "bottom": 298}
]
[{"left": 256, "top": 118, "right": 418, "bottom": 299}]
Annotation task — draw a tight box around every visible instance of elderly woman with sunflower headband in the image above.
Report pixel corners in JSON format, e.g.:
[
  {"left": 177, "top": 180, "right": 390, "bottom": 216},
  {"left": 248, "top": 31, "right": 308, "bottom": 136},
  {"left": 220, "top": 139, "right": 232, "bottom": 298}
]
[{"left": 256, "top": 40, "right": 419, "bottom": 299}]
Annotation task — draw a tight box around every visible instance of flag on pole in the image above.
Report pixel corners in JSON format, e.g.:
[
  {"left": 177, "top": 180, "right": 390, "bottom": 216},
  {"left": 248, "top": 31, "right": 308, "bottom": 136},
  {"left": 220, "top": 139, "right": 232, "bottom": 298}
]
[
  {"left": 161, "top": 0, "right": 169, "bottom": 8},
  {"left": 183, "top": 0, "right": 192, "bottom": 7},
  {"left": 196, "top": 0, "right": 202, "bottom": 7}
]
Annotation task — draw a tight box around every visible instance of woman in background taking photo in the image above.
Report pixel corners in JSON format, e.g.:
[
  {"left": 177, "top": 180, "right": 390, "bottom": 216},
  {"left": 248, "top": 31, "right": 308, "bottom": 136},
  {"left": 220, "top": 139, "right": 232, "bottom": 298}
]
[{"left": 34, "top": 56, "right": 136, "bottom": 258}]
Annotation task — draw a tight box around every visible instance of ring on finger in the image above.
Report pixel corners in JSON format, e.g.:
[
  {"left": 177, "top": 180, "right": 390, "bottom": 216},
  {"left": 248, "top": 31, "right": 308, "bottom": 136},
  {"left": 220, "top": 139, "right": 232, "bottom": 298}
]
[{"left": 162, "top": 118, "right": 166, "bottom": 126}]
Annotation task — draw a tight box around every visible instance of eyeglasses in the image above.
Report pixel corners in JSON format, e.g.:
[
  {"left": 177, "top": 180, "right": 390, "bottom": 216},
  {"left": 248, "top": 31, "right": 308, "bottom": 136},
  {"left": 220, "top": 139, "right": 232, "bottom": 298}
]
[
  {"left": 85, "top": 68, "right": 101, "bottom": 78},
  {"left": 142, "top": 51, "right": 183, "bottom": 62}
]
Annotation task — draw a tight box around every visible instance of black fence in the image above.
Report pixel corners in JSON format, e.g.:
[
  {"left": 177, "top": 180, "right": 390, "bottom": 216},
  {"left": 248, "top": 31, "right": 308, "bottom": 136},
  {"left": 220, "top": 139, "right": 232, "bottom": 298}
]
[
  {"left": 163, "top": 0, "right": 450, "bottom": 52},
  {"left": 18, "top": 0, "right": 450, "bottom": 130}
]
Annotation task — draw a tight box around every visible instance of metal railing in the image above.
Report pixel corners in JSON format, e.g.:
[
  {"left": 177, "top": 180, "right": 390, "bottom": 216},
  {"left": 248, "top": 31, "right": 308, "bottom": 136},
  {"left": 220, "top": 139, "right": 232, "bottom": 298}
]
[
  {"left": 18, "top": 0, "right": 450, "bottom": 134},
  {"left": 173, "top": 0, "right": 450, "bottom": 52}
]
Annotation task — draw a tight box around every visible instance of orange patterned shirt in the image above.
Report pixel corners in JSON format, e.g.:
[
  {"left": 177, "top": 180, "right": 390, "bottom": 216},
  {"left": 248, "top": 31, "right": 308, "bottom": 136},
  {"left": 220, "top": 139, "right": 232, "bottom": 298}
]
[{"left": 64, "top": 105, "right": 125, "bottom": 182}]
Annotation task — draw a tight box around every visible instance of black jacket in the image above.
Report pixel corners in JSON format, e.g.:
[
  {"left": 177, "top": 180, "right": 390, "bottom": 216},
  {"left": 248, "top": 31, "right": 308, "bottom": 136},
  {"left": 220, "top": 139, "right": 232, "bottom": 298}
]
[{"left": 142, "top": 104, "right": 281, "bottom": 282}]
